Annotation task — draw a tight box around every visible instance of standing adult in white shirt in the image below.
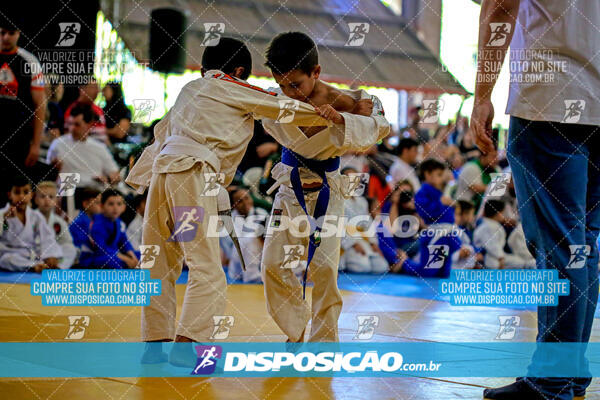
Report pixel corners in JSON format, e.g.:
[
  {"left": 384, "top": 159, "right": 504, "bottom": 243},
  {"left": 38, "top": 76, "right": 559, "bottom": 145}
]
[{"left": 472, "top": 1, "right": 600, "bottom": 398}]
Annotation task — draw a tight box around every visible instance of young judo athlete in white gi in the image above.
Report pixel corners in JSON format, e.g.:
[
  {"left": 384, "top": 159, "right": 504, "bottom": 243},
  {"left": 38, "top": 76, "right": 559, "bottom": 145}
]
[
  {"left": 126, "top": 38, "right": 371, "bottom": 364},
  {"left": 260, "top": 32, "right": 390, "bottom": 342}
]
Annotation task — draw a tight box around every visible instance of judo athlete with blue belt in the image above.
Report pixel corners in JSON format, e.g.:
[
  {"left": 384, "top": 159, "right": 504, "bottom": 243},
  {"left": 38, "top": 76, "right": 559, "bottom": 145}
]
[{"left": 259, "top": 34, "right": 390, "bottom": 342}]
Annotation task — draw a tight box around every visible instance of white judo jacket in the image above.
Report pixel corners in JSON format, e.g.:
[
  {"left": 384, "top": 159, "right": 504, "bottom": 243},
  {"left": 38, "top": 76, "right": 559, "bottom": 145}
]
[
  {"left": 262, "top": 88, "right": 390, "bottom": 196},
  {"left": 125, "top": 70, "right": 333, "bottom": 193}
]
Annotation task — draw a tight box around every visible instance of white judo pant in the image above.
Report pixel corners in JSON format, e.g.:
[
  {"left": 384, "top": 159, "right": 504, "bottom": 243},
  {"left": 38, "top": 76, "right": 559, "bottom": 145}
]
[
  {"left": 261, "top": 185, "right": 344, "bottom": 342},
  {"left": 141, "top": 163, "right": 226, "bottom": 342}
]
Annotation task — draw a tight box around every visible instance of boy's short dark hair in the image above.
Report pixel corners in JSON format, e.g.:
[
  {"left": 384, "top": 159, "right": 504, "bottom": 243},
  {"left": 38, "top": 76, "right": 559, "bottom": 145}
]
[
  {"left": 419, "top": 158, "right": 446, "bottom": 180},
  {"left": 229, "top": 185, "right": 250, "bottom": 204},
  {"left": 101, "top": 188, "right": 123, "bottom": 204},
  {"left": 265, "top": 31, "right": 319, "bottom": 75},
  {"left": 132, "top": 193, "right": 146, "bottom": 210},
  {"left": 397, "top": 138, "right": 418, "bottom": 156},
  {"left": 456, "top": 200, "right": 475, "bottom": 214},
  {"left": 9, "top": 175, "right": 32, "bottom": 190},
  {"left": 483, "top": 199, "right": 505, "bottom": 218},
  {"left": 70, "top": 102, "right": 94, "bottom": 124},
  {"left": 201, "top": 37, "right": 252, "bottom": 80},
  {"left": 79, "top": 188, "right": 101, "bottom": 202},
  {"left": 75, "top": 187, "right": 101, "bottom": 209},
  {"left": 340, "top": 166, "right": 358, "bottom": 175}
]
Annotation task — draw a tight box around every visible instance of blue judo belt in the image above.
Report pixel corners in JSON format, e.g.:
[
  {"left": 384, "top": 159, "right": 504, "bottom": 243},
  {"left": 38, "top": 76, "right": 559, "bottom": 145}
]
[{"left": 281, "top": 147, "right": 340, "bottom": 299}]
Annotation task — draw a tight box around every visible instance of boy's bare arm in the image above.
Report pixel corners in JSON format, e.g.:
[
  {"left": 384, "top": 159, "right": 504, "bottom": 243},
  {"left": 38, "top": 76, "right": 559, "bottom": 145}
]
[{"left": 303, "top": 99, "right": 374, "bottom": 137}]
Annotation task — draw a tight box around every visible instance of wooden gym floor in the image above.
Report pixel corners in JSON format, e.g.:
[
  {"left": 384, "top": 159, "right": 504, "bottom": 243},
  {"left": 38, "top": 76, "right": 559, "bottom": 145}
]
[{"left": 0, "top": 282, "right": 598, "bottom": 399}]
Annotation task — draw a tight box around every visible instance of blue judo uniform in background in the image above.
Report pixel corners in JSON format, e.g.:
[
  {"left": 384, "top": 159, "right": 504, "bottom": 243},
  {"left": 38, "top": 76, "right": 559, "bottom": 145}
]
[
  {"left": 414, "top": 182, "right": 454, "bottom": 225},
  {"left": 78, "top": 214, "right": 138, "bottom": 269},
  {"left": 69, "top": 211, "right": 92, "bottom": 249}
]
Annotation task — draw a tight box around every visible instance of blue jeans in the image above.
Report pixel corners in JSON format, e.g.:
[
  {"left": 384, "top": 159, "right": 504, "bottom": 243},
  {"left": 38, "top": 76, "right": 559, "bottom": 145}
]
[{"left": 508, "top": 116, "right": 600, "bottom": 399}]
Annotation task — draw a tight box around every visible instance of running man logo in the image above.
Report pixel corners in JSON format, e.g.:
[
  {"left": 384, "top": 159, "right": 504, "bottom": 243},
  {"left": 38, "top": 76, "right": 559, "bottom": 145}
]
[
  {"left": 486, "top": 173, "right": 511, "bottom": 198},
  {"left": 496, "top": 315, "right": 520, "bottom": 340},
  {"left": 562, "top": 100, "right": 586, "bottom": 123},
  {"left": 566, "top": 245, "right": 590, "bottom": 269},
  {"left": 486, "top": 22, "right": 512, "bottom": 47},
  {"left": 65, "top": 315, "right": 90, "bottom": 340},
  {"left": 201, "top": 23, "right": 225, "bottom": 46},
  {"left": 201, "top": 173, "right": 225, "bottom": 197},
  {"left": 346, "top": 23, "right": 370, "bottom": 46},
  {"left": 354, "top": 315, "right": 379, "bottom": 340},
  {"left": 56, "top": 23, "right": 81, "bottom": 47},
  {"left": 57, "top": 173, "right": 80, "bottom": 197},
  {"left": 346, "top": 173, "right": 369, "bottom": 197},
  {"left": 138, "top": 245, "right": 160, "bottom": 268},
  {"left": 168, "top": 206, "right": 204, "bottom": 242},
  {"left": 276, "top": 99, "right": 300, "bottom": 124},
  {"left": 424, "top": 245, "right": 449, "bottom": 269},
  {"left": 421, "top": 100, "right": 444, "bottom": 123},
  {"left": 132, "top": 99, "right": 156, "bottom": 123},
  {"left": 282, "top": 245, "right": 305, "bottom": 269},
  {"left": 210, "top": 315, "right": 234, "bottom": 340},
  {"left": 192, "top": 345, "right": 223, "bottom": 375}
]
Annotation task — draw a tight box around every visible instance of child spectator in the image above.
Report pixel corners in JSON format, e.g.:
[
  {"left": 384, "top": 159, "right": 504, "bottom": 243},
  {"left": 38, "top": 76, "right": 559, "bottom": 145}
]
[
  {"left": 69, "top": 188, "right": 101, "bottom": 249},
  {"left": 391, "top": 206, "right": 475, "bottom": 278},
  {"left": 339, "top": 167, "right": 388, "bottom": 273},
  {"left": 454, "top": 200, "right": 476, "bottom": 242},
  {"left": 381, "top": 180, "right": 421, "bottom": 261},
  {"left": 227, "top": 216, "right": 266, "bottom": 283},
  {"left": 414, "top": 159, "right": 454, "bottom": 225},
  {"left": 507, "top": 223, "right": 535, "bottom": 266},
  {"left": 34, "top": 181, "right": 76, "bottom": 269},
  {"left": 391, "top": 177, "right": 474, "bottom": 277},
  {"left": 473, "top": 200, "right": 535, "bottom": 269},
  {"left": 451, "top": 200, "right": 480, "bottom": 269},
  {"left": 224, "top": 187, "right": 268, "bottom": 282},
  {"left": 0, "top": 176, "right": 62, "bottom": 272},
  {"left": 126, "top": 193, "right": 146, "bottom": 251},
  {"left": 456, "top": 149, "right": 500, "bottom": 212},
  {"left": 78, "top": 189, "right": 138, "bottom": 269}
]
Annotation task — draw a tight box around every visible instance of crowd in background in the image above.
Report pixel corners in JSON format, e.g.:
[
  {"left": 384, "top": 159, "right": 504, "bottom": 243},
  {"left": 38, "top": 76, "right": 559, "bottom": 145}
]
[
  {"left": 0, "top": 74, "right": 533, "bottom": 279},
  {"left": 221, "top": 104, "right": 534, "bottom": 282}
]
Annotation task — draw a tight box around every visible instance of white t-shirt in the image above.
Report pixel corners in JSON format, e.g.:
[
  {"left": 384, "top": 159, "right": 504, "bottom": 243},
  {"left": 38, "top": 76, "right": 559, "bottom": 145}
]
[
  {"left": 506, "top": 0, "right": 600, "bottom": 125},
  {"left": 456, "top": 162, "right": 482, "bottom": 203},
  {"left": 389, "top": 157, "right": 420, "bottom": 191},
  {"left": 456, "top": 161, "right": 500, "bottom": 205},
  {"left": 46, "top": 134, "right": 119, "bottom": 188}
]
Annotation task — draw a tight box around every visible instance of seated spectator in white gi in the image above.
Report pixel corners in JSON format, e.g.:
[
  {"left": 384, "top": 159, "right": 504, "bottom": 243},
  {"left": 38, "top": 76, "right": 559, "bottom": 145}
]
[
  {"left": 225, "top": 187, "right": 268, "bottom": 282},
  {"left": 227, "top": 217, "right": 265, "bottom": 284},
  {"left": 46, "top": 103, "right": 121, "bottom": 191},
  {"left": 507, "top": 222, "right": 535, "bottom": 267},
  {"left": 230, "top": 186, "right": 269, "bottom": 222},
  {"left": 476, "top": 166, "right": 519, "bottom": 228},
  {"left": 339, "top": 167, "right": 388, "bottom": 274},
  {"left": 126, "top": 193, "right": 146, "bottom": 251},
  {"left": 0, "top": 176, "right": 62, "bottom": 272},
  {"left": 34, "top": 181, "right": 76, "bottom": 268},
  {"left": 473, "top": 200, "right": 535, "bottom": 269}
]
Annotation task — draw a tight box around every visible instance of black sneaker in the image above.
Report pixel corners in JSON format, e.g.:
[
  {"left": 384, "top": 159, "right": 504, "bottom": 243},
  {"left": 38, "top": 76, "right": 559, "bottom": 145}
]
[{"left": 483, "top": 379, "right": 570, "bottom": 400}]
